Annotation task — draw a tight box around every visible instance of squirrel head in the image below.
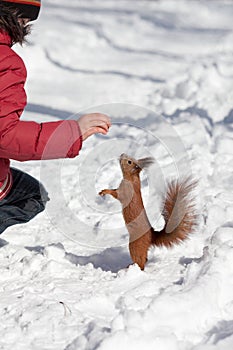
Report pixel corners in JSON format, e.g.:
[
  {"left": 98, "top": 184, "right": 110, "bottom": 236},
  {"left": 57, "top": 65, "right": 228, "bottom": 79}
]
[{"left": 119, "top": 153, "right": 154, "bottom": 178}]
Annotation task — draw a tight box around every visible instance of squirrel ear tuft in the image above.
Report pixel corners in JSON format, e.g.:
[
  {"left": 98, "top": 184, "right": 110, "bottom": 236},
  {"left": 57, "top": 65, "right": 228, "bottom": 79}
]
[{"left": 137, "top": 157, "right": 155, "bottom": 169}]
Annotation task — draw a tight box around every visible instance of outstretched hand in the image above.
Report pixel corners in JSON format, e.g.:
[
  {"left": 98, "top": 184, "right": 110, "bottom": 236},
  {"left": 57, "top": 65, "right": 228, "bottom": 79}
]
[{"left": 77, "top": 113, "right": 111, "bottom": 141}]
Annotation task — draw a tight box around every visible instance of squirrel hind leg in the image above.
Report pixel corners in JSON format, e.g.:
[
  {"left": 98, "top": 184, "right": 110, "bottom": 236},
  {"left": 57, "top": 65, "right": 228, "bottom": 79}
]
[{"left": 129, "top": 238, "right": 149, "bottom": 270}]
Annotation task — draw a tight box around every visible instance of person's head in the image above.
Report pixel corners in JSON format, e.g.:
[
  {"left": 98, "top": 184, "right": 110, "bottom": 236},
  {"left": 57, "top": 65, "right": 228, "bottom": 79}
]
[{"left": 0, "top": 0, "right": 41, "bottom": 45}]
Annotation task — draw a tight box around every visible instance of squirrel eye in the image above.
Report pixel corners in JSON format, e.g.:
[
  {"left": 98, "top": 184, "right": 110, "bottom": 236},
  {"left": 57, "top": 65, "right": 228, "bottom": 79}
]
[{"left": 128, "top": 160, "right": 132, "bottom": 165}]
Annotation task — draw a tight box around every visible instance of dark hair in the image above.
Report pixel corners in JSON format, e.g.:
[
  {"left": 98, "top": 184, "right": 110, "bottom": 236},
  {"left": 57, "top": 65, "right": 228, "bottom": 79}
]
[{"left": 0, "top": 4, "right": 31, "bottom": 45}]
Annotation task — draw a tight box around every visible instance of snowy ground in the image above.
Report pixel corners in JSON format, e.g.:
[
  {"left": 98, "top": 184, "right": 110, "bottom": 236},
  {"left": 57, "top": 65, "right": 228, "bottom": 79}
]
[{"left": 1, "top": 0, "right": 233, "bottom": 349}]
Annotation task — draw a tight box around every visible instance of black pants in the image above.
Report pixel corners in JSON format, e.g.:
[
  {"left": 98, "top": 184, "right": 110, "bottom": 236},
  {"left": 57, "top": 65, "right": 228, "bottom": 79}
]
[{"left": 0, "top": 168, "right": 49, "bottom": 234}]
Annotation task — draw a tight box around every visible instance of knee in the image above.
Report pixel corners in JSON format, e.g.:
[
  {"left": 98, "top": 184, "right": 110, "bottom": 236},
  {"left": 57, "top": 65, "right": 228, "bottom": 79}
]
[{"left": 38, "top": 183, "right": 50, "bottom": 211}]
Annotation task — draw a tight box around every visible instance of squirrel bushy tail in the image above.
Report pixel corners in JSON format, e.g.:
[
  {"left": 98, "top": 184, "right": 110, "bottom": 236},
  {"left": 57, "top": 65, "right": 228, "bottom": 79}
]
[{"left": 152, "top": 177, "right": 198, "bottom": 247}]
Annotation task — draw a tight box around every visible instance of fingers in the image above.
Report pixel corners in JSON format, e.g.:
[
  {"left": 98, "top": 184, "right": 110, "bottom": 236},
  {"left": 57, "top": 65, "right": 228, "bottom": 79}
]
[
  {"left": 86, "top": 113, "right": 111, "bottom": 128},
  {"left": 77, "top": 113, "right": 111, "bottom": 141},
  {"left": 82, "top": 126, "right": 108, "bottom": 141},
  {"left": 98, "top": 113, "right": 111, "bottom": 127},
  {"left": 81, "top": 113, "right": 111, "bottom": 129},
  {"left": 87, "top": 121, "right": 109, "bottom": 132}
]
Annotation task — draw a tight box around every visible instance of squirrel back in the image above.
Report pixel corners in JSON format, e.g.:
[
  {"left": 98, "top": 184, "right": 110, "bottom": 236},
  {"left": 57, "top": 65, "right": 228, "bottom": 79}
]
[{"left": 99, "top": 154, "right": 198, "bottom": 270}]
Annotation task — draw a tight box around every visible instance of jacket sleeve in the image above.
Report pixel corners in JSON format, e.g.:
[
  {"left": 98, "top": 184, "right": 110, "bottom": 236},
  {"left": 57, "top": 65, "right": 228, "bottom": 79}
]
[
  {"left": 0, "top": 48, "right": 82, "bottom": 161},
  {"left": 0, "top": 115, "right": 83, "bottom": 161}
]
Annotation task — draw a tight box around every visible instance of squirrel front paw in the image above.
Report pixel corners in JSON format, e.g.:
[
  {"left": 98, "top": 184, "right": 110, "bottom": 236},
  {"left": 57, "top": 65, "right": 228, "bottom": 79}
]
[
  {"left": 99, "top": 189, "right": 109, "bottom": 196},
  {"left": 99, "top": 189, "right": 118, "bottom": 199}
]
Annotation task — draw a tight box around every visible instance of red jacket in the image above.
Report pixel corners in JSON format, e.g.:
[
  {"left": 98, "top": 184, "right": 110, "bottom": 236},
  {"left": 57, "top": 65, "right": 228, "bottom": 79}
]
[{"left": 0, "top": 31, "right": 82, "bottom": 199}]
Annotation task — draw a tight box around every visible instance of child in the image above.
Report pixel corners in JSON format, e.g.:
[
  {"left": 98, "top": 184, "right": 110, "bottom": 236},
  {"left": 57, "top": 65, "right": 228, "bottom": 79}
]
[{"left": 0, "top": 0, "right": 111, "bottom": 234}]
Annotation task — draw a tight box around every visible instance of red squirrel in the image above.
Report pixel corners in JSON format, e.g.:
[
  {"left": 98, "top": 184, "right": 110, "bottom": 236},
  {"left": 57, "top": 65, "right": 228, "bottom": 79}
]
[{"left": 99, "top": 153, "right": 198, "bottom": 270}]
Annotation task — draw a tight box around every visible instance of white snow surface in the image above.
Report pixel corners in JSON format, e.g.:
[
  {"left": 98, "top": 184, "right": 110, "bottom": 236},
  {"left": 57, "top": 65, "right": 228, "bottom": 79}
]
[{"left": 1, "top": 0, "right": 233, "bottom": 349}]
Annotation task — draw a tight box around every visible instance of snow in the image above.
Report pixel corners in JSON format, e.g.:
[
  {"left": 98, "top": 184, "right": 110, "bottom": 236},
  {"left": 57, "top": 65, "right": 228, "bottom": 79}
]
[{"left": 1, "top": 0, "right": 233, "bottom": 349}]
